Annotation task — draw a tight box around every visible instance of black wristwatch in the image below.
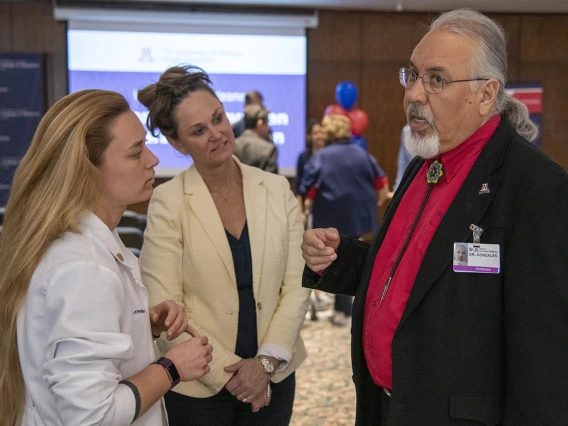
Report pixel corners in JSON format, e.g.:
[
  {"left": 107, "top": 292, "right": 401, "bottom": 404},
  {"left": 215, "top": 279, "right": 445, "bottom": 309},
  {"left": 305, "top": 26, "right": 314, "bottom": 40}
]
[{"left": 153, "top": 356, "right": 180, "bottom": 389}]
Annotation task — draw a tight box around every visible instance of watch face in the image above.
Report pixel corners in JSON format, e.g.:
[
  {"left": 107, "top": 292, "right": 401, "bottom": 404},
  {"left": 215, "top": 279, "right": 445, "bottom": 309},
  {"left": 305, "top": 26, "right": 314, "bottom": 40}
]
[
  {"left": 156, "top": 356, "right": 180, "bottom": 387},
  {"left": 167, "top": 361, "right": 181, "bottom": 383},
  {"left": 257, "top": 356, "right": 275, "bottom": 374}
]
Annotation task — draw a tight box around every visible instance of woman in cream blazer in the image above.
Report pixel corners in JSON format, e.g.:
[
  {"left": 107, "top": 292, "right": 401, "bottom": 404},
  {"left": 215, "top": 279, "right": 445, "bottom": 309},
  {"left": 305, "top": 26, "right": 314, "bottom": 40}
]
[{"left": 138, "top": 65, "right": 310, "bottom": 426}]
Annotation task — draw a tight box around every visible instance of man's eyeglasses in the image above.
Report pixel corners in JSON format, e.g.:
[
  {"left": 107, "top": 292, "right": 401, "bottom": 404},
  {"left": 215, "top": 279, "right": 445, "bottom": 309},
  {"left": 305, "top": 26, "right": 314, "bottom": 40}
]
[{"left": 399, "top": 68, "right": 489, "bottom": 94}]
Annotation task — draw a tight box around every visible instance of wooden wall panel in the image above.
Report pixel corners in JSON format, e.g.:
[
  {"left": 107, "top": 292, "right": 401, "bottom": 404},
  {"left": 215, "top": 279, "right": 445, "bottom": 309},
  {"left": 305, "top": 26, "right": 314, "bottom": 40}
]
[
  {"left": 362, "top": 13, "right": 431, "bottom": 63},
  {"left": 0, "top": 4, "right": 13, "bottom": 51},
  {"left": 520, "top": 64, "right": 568, "bottom": 170},
  {"left": 361, "top": 62, "right": 407, "bottom": 183},
  {"left": 11, "top": 0, "right": 67, "bottom": 106},
  {"left": 306, "top": 60, "right": 361, "bottom": 120},
  {"left": 515, "top": 15, "right": 568, "bottom": 169},
  {"left": 519, "top": 16, "right": 568, "bottom": 63},
  {"left": 308, "top": 11, "right": 362, "bottom": 62},
  {"left": 489, "top": 14, "right": 522, "bottom": 81},
  {"left": 357, "top": 13, "right": 432, "bottom": 185}
]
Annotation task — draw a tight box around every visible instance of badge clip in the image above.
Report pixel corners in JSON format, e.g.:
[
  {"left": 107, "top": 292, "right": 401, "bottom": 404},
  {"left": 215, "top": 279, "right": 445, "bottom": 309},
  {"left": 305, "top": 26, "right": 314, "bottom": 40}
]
[{"left": 469, "top": 224, "right": 484, "bottom": 244}]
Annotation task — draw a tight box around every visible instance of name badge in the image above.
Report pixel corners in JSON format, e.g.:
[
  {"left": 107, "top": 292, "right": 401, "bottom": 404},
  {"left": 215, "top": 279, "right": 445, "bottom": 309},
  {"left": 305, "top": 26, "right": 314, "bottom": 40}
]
[{"left": 453, "top": 242, "right": 500, "bottom": 274}]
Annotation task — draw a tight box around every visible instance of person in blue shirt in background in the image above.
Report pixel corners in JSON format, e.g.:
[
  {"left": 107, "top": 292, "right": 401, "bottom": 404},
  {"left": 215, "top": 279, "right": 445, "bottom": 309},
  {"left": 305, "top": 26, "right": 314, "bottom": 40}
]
[{"left": 298, "top": 114, "right": 390, "bottom": 326}]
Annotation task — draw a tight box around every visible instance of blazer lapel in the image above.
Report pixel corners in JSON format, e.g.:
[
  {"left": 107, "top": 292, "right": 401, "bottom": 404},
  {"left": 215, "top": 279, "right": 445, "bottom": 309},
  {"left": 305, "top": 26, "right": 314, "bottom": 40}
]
[
  {"left": 396, "top": 120, "right": 514, "bottom": 332},
  {"left": 239, "top": 163, "right": 267, "bottom": 300},
  {"left": 184, "top": 166, "right": 237, "bottom": 285}
]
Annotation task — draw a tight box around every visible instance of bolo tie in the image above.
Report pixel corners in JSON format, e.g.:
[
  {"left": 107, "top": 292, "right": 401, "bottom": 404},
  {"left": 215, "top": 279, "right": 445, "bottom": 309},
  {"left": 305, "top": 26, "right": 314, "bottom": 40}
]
[{"left": 378, "top": 159, "right": 444, "bottom": 308}]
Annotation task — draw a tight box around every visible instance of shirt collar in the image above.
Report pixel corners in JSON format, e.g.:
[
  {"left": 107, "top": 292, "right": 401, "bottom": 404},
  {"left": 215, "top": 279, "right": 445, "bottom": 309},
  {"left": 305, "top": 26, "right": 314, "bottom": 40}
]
[
  {"left": 433, "top": 114, "right": 501, "bottom": 183},
  {"left": 78, "top": 211, "right": 134, "bottom": 269}
]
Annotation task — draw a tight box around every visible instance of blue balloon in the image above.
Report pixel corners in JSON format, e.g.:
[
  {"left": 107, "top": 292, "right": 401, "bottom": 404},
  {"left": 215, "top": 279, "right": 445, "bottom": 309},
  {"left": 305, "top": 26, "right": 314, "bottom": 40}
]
[
  {"left": 352, "top": 135, "right": 367, "bottom": 150},
  {"left": 335, "top": 81, "right": 358, "bottom": 110}
]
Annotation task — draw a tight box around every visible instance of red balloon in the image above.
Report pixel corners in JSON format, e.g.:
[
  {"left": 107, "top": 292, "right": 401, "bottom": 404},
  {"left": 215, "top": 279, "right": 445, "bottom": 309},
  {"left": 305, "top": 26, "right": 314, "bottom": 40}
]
[
  {"left": 324, "top": 104, "right": 348, "bottom": 117},
  {"left": 348, "top": 109, "right": 369, "bottom": 136}
]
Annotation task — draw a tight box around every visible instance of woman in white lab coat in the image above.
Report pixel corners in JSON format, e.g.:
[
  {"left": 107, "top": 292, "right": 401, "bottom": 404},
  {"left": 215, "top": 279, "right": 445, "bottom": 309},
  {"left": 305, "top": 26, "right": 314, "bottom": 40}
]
[{"left": 0, "top": 90, "right": 213, "bottom": 425}]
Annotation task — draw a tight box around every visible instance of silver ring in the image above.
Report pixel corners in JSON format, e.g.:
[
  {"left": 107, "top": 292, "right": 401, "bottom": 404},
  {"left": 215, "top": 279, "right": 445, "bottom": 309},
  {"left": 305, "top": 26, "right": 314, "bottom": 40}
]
[{"left": 242, "top": 398, "right": 248, "bottom": 403}]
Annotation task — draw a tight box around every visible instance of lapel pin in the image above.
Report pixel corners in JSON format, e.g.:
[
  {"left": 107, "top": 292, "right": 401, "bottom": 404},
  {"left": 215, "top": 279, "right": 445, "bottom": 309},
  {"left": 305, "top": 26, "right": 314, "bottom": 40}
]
[{"left": 479, "top": 183, "right": 490, "bottom": 194}]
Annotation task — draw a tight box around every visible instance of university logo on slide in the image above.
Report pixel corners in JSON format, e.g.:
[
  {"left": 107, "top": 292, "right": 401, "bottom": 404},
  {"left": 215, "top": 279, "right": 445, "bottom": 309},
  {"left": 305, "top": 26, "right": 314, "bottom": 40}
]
[{"left": 139, "top": 47, "right": 154, "bottom": 62}]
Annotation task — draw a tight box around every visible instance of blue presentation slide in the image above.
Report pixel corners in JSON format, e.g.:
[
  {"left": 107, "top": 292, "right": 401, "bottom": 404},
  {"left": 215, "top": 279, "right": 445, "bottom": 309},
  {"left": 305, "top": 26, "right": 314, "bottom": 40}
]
[{"left": 68, "top": 30, "right": 306, "bottom": 176}]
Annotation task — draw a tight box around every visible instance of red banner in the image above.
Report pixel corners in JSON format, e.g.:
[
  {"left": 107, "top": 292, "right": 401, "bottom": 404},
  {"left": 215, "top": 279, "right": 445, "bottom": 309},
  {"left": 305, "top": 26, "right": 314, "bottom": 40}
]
[{"left": 505, "top": 87, "right": 543, "bottom": 114}]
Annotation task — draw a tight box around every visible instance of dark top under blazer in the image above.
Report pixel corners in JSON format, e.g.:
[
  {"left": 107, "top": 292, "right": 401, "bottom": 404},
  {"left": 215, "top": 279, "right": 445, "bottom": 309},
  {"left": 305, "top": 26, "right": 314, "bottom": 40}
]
[
  {"left": 304, "top": 118, "right": 568, "bottom": 426},
  {"left": 225, "top": 222, "right": 258, "bottom": 359}
]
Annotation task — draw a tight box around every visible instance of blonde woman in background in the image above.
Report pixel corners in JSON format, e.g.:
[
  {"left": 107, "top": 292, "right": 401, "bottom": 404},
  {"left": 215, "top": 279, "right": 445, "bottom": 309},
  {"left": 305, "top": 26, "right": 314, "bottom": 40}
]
[
  {"left": 137, "top": 65, "right": 310, "bottom": 426},
  {"left": 0, "top": 90, "right": 212, "bottom": 425}
]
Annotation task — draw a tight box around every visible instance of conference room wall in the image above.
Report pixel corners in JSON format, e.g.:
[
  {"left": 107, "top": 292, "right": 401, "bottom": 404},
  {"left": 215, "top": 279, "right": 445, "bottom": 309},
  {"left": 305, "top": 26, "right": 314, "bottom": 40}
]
[
  {"left": 307, "top": 10, "right": 568, "bottom": 186},
  {"left": 2, "top": 1, "right": 567, "bottom": 214}
]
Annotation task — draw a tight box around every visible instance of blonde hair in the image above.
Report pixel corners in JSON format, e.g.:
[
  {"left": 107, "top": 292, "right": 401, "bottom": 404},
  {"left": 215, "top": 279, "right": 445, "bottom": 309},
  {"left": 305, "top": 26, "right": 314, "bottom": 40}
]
[
  {"left": 0, "top": 89, "right": 129, "bottom": 424},
  {"left": 322, "top": 114, "right": 352, "bottom": 141}
]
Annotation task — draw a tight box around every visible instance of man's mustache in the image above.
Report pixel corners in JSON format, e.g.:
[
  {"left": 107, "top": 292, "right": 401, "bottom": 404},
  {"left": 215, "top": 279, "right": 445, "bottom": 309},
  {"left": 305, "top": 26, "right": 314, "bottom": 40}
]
[{"left": 406, "top": 103, "right": 435, "bottom": 128}]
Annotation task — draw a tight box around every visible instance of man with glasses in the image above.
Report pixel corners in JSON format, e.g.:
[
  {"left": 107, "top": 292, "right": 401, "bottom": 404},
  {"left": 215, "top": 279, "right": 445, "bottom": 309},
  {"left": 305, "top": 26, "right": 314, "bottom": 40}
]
[{"left": 302, "top": 9, "right": 568, "bottom": 425}]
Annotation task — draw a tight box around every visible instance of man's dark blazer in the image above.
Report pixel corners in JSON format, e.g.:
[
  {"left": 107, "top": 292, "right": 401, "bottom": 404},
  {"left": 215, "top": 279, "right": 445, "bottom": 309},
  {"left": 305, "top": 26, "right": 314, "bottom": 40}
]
[{"left": 304, "top": 118, "right": 568, "bottom": 426}]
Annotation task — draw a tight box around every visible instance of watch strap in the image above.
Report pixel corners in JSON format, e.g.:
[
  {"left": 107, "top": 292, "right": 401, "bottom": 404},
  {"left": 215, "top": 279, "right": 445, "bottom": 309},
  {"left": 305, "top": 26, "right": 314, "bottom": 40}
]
[{"left": 153, "top": 356, "right": 181, "bottom": 388}]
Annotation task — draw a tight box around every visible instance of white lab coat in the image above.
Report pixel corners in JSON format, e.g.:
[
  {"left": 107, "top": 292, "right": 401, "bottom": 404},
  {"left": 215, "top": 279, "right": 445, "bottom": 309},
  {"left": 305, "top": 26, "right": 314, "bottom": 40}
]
[{"left": 17, "top": 212, "right": 167, "bottom": 426}]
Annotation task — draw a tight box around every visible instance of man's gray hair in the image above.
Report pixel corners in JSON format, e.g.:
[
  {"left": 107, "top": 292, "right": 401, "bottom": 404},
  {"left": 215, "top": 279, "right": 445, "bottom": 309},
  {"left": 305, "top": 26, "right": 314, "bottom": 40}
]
[{"left": 430, "top": 9, "right": 538, "bottom": 142}]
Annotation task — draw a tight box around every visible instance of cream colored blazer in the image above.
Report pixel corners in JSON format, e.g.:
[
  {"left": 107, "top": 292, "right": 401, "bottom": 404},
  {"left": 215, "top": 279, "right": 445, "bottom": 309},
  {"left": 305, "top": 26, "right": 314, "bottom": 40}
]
[{"left": 140, "top": 158, "right": 310, "bottom": 398}]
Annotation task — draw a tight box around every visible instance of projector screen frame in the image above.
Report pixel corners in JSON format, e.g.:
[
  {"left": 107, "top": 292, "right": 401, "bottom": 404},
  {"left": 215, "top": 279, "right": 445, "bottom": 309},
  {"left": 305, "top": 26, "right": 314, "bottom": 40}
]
[{"left": 60, "top": 6, "right": 315, "bottom": 178}]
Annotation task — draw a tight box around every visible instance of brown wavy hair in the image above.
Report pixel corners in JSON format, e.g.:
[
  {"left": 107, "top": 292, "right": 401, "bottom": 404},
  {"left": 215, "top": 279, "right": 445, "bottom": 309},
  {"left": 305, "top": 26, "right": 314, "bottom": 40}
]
[{"left": 137, "top": 64, "right": 218, "bottom": 140}]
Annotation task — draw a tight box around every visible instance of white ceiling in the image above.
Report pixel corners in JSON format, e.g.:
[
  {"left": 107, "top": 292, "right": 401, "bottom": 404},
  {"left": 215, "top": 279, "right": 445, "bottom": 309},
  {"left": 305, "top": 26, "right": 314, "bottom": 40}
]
[{"left": 154, "top": 0, "right": 568, "bottom": 13}]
